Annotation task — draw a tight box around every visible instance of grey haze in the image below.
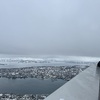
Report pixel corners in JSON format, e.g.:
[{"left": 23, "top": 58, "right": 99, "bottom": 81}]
[{"left": 0, "top": 0, "right": 100, "bottom": 57}]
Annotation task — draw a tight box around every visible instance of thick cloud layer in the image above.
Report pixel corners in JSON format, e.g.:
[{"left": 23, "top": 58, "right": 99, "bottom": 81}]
[{"left": 0, "top": 0, "right": 100, "bottom": 57}]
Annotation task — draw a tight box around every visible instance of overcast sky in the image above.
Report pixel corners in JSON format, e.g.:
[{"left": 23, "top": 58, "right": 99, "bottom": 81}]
[{"left": 0, "top": 0, "right": 100, "bottom": 57}]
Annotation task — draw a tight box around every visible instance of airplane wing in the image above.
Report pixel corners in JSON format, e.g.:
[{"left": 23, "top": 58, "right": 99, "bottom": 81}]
[{"left": 45, "top": 65, "right": 100, "bottom": 100}]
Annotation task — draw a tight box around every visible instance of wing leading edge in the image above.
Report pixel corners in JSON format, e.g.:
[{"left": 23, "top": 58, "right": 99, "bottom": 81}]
[{"left": 45, "top": 65, "right": 100, "bottom": 100}]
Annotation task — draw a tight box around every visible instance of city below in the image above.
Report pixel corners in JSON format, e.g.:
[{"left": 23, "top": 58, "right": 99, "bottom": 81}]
[
  {"left": 0, "top": 66, "right": 88, "bottom": 80},
  {"left": 0, "top": 65, "right": 89, "bottom": 100},
  {"left": 0, "top": 56, "right": 96, "bottom": 100}
]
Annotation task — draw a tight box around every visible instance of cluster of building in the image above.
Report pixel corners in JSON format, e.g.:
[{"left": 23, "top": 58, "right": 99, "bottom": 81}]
[
  {"left": 0, "top": 65, "right": 88, "bottom": 81},
  {"left": 0, "top": 94, "right": 48, "bottom": 100},
  {"left": 0, "top": 65, "right": 89, "bottom": 100}
]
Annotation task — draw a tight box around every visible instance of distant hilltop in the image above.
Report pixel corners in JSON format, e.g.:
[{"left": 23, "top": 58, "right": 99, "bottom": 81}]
[{"left": 0, "top": 55, "right": 99, "bottom": 63}]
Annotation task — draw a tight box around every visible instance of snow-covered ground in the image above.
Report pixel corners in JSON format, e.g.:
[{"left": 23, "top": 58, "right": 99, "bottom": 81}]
[{"left": 0, "top": 55, "right": 99, "bottom": 68}]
